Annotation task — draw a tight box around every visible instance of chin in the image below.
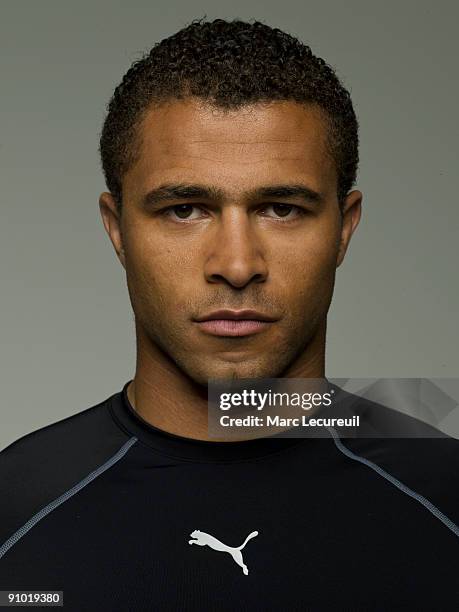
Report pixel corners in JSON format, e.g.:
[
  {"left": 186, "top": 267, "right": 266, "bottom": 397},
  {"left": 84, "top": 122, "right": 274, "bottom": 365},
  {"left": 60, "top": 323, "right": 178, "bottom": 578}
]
[{"left": 185, "top": 358, "right": 283, "bottom": 385}]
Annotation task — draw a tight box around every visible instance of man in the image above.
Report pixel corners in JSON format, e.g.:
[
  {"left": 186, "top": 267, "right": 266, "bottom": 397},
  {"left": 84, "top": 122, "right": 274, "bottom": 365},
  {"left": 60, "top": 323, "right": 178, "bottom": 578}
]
[{"left": 1, "top": 18, "right": 458, "bottom": 611}]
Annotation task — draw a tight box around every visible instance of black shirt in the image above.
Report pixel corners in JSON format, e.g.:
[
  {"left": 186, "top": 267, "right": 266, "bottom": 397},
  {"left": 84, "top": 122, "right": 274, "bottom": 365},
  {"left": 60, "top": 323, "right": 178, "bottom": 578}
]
[{"left": 1, "top": 381, "right": 458, "bottom": 611}]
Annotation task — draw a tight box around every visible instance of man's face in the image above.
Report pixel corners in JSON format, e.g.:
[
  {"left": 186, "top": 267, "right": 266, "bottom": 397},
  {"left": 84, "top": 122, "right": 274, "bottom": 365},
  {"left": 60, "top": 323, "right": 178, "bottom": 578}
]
[{"left": 102, "top": 99, "right": 361, "bottom": 384}]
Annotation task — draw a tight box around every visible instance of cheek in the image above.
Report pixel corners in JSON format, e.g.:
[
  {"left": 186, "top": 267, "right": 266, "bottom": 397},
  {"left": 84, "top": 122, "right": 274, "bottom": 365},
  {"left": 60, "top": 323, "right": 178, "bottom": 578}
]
[
  {"left": 281, "top": 229, "right": 339, "bottom": 278},
  {"left": 125, "top": 232, "right": 196, "bottom": 312},
  {"left": 277, "top": 231, "right": 340, "bottom": 309},
  {"left": 132, "top": 224, "right": 199, "bottom": 272}
]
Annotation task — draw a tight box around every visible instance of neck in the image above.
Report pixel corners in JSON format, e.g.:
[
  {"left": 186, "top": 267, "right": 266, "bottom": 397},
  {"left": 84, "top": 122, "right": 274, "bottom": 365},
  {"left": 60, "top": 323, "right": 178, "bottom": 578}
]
[{"left": 127, "top": 322, "right": 327, "bottom": 442}]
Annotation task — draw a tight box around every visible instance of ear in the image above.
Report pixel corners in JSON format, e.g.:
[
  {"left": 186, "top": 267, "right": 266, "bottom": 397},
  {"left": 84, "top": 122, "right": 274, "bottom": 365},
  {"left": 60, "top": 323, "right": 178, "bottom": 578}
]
[
  {"left": 336, "top": 190, "right": 363, "bottom": 268},
  {"left": 99, "top": 191, "right": 126, "bottom": 269}
]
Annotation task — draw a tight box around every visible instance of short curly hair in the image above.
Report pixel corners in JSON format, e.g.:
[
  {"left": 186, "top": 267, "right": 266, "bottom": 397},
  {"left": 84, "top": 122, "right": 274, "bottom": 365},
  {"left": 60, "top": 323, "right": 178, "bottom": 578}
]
[{"left": 99, "top": 17, "right": 359, "bottom": 212}]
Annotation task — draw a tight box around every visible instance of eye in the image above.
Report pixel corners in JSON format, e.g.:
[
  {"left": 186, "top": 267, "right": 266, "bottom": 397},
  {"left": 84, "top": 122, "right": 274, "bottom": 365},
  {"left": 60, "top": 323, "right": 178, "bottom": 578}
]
[
  {"left": 261, "top": 203, "right": 305, "bottom": 220},
  {"left": 162, "top": 204, "right": 205, "bottom": 221},
  {"left": 160, "top": 203, "right": 306, "bottom": 222}
]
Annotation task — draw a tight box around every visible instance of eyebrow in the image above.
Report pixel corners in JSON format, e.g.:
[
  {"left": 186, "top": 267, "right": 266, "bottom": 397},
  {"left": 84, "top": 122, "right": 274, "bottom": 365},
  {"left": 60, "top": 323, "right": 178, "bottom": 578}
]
[{"left": 141, "top": 182, "right": 325, "bottom": 208}]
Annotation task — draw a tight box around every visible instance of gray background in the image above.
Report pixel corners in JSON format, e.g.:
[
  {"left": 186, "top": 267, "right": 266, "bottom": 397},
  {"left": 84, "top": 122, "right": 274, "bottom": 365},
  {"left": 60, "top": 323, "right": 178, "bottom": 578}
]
[{"left": 1, "top": 0, "right": 458, "bottom": 449}]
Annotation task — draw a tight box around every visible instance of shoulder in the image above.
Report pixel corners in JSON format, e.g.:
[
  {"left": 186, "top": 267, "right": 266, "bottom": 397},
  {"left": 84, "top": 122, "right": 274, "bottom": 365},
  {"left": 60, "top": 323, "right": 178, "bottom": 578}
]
[
  {"left": 0, "top": 390, "right": 133, "bottom": 548},
  {"left": 0, "top": 390, "right": 130, "bottom": 467},
  {"left": 329, "top": 385, "right": 459, "bottom": 519},
  {"left": 335, "top": 392, "right": 459, "bottom": 524}
]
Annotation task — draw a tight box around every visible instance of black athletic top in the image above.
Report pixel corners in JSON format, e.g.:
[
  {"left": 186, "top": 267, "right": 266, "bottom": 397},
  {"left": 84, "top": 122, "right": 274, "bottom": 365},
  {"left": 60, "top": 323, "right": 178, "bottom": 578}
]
[{"left": 0, "top": 380, "right": 458, "bottom": 611}]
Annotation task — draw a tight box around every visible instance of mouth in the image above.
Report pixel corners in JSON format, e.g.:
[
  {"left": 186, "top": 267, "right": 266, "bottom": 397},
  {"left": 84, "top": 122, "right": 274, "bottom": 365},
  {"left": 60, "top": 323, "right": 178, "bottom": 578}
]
[{"left": 193, "top": 309, "right": 278, "bottom": 337}]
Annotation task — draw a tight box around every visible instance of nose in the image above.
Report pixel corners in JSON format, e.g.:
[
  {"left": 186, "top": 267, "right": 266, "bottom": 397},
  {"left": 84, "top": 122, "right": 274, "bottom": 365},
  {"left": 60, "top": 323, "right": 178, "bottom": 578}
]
[{"left": 204, "top": 208, "right": 268, "bottom": 288}]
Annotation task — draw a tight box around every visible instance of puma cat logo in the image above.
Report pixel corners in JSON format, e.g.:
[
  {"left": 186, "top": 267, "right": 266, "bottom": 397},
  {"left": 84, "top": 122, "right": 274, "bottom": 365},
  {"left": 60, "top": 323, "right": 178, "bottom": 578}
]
[{"left": 188, "top": 529, "right": 259, "bottom": 576}]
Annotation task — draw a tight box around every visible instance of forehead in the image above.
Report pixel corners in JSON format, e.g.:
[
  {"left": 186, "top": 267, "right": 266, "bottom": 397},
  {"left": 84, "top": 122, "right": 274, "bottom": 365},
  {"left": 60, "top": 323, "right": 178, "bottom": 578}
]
[{"left": 123, "top": 98, "right": 336, "bottom": 198}]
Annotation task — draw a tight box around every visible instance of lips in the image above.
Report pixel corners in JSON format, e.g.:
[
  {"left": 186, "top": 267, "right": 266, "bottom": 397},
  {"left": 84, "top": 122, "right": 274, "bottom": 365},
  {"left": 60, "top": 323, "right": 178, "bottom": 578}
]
[
  {"left": 193, "top": 309, "right": 278, "bottom": 337},
  {"left": 194, "top": 309, "right": 277, "bottom": 322}
]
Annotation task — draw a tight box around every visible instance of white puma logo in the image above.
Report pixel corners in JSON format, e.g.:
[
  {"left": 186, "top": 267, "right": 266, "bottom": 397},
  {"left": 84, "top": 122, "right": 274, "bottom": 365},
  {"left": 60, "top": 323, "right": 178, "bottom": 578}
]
[{"left": 188, "top": 529, "right": 259, "bottom": 575}]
